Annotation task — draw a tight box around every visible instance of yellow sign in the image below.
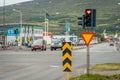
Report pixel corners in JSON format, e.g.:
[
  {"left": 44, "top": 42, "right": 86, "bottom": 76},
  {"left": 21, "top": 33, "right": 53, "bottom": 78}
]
[
  {"left": 62, "top": 52, "right": 72, "bottom": 61},
  {"left": 19, "top": 37, "right": 22, "bottom": 43},
  {"left": 80, "top": 32, "right": 95, "bottom": 46},
  {"left": 62, "top": 42, "right": 72, "bottom": 72},
  {"left": 62, "top": 42, "right": 72, "bottom": 51},
  {"left": 62, "top": 63, "right": 72, "bottom": 71}
]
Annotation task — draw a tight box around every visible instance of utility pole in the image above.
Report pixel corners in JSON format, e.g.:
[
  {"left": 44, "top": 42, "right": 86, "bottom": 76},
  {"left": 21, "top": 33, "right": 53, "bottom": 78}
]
[
  {"left": 13, "top": 9, "right": 23, "bottom": 46},
  {"left": 2, "top": 0, "right": 6, "bottom": 47}
]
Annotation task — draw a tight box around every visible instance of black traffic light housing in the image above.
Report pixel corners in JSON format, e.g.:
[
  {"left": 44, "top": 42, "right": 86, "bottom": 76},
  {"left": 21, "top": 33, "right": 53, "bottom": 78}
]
[
  {"left": 77, "top": 15, "right": 85, "bottom": 28},
  {"left": 85, "top": 9, "right": 92, "bottom": 27},
  {"left": 85, "top": 9, "right": 96, "bottom": 27},
  {"left": 14, "top": 29, "right": 18, "bottom": 34}
]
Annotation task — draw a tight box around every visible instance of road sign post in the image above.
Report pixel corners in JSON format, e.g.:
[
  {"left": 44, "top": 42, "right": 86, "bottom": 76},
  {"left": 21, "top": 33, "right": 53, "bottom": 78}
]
[
  {"left": 66, "top": 72, "right": 69, "bottom": 80},
  {"left": 78, "top": 8, "right": 96, "bottom": 76},
  {"left": 80, "top": 31, "right": 94, "bottom": 76},
  {"left": 87, "top": 46, "right": 90, "bottom": 76},
  {"left": 62, "top": 42, "right": 72, "bottom": 80}
]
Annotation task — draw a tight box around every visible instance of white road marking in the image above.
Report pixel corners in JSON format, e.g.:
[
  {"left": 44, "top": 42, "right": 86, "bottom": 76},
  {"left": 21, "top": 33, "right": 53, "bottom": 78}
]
[{"left": 49, "top": 65, "right": 59, "bottom": 68}]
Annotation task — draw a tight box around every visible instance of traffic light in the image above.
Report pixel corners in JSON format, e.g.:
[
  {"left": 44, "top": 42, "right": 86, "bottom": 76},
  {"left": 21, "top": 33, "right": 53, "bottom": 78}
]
[
  {"left": 77, "top": 15, "right": 85, "bottom": 28},
  {"left": 14, "top": 29, "right": 18, "bottom": 34},
  {"left": 92, "top": 9, "right": 96, "bottom": 27},
  {"left": 85, "top": 9, "right": 96, "bottom": 27},
  {"left": 85, "top": 9, "right": 92, "bottom": 27}
]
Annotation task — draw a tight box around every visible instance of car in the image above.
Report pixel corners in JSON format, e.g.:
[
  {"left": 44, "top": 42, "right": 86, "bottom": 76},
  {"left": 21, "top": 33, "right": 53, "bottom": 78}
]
[
  {"left": 28, "top": 41, "right": 33, "bottom": 48},
  {"left": 109, "top": 41, "right": 114, "bottom": 46},
  {"left": 50, "top": 38, "right": 64, "bottom": 51},
  {"left": 8, "top": 40, "right": 17, "bottom": 46},
  {"left": 116, "top": 42, "right": 120, "bottom": 51},
  {"left": 31, "top": 39, "right": 47, "bottom": 51},
  {"left": 0, "top": 43, "right": 2, "bottom": 48}
]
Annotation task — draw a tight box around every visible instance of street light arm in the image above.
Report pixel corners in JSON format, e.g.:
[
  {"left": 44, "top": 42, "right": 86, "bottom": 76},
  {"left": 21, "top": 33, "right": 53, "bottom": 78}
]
[{"left": 13, "top": 9, "right": 22, "bottom": 27}]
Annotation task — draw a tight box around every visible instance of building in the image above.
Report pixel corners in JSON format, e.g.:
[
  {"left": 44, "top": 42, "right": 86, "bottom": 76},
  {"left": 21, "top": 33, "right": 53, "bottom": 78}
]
[
  {"left": 0, "top": 23, "right": 43, "bottom": 46},
  {"left": 52, "top": 35, "right": 78, "bottom": 42},
  {"left": 0, "top": 25, "right": 8, "bottom": 46}
]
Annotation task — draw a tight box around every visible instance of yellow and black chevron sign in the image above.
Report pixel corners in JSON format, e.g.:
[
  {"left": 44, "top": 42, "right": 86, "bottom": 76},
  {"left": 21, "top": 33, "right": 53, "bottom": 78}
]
[{"left": 62, "top": 42, "right": 72, "bottom": 72}]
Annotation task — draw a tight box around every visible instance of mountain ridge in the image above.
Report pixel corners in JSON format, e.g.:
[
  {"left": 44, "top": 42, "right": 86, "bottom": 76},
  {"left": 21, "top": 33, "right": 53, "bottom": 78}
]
[{"left": 0, "top": 0, "right": 120, "bottom": 34}]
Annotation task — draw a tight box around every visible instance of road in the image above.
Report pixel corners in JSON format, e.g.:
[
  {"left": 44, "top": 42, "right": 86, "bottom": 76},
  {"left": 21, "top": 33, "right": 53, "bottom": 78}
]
[{"left": 0, "top": 43, "right": 120, "bottom": 80}]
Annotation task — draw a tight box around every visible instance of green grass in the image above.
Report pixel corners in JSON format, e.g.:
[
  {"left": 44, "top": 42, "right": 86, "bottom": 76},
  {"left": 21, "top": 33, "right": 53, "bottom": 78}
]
[
  {"left": 70, "top": 63, "right": 120, "bottom": 80},
  {"left": 91, "top": 63, "right": 120, "bottom": 71},
  {"left": 70, "top": 74, "right": 120, "bottom": 80}
]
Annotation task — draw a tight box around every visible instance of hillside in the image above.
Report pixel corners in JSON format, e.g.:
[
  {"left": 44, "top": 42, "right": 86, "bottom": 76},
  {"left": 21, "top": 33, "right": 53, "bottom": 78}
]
[{"left": 0, "top": 0, "right": 120, "bottom": 34}]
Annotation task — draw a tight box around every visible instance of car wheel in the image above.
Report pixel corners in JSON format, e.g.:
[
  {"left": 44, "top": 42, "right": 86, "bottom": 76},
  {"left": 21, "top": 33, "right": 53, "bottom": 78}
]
[
  {"left": 51, "top": 47, "right": 53, "bottom": 51},
  {"left": 54, "top": 48, "right": 56, "bottom": 50},
  {"left": 44, "top": 48, "right": 46, "bottom": 51}
]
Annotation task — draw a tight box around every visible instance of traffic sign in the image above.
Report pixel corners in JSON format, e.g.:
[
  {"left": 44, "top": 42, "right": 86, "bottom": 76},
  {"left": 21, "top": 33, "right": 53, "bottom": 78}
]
[
  {"left": 62, "top": 42, "right": 72, "bottom": 72},
  {"left": 80, "top": 32, "right": 95, "bottom": 46},
  {"left": 69, "top": 37, "right": 74, "bottom": 41},
  {"left": 65, "top": 22, "right": 70, "bottom": 33}
]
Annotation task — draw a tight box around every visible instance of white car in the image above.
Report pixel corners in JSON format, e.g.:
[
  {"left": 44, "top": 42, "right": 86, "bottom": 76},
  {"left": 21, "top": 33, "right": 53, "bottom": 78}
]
[
  {"left": 109, "top": 41, "right": 114, "bottom": 46},
  {"left": 51, "top": 39, "right": 64, "bottom": 51}
]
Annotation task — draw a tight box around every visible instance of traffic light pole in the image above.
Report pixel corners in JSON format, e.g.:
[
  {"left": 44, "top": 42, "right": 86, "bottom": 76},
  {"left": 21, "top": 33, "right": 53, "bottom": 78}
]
[
  {"left": 86, "top": 28, "right": 90, "bottom": 76},
  {"left": 16, "top": 33, "right": 18, "bottom": 46},
  {"left": 87, "top": 42, "right": 90, "bottom": 76},
  {"left": 78, "top": 8, "right": 96, "bottom": 77}
]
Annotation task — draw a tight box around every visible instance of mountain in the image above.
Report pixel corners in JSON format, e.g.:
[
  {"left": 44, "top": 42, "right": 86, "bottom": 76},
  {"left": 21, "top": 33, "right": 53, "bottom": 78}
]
[{"left": 0, "top": 0, "right": 120, "bottom": 34}]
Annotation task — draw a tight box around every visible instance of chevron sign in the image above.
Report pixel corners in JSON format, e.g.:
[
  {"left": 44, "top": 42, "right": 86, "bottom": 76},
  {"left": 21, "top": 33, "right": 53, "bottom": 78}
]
[{"left": 62, "top": 42, "right": 72, "bottom": 72}]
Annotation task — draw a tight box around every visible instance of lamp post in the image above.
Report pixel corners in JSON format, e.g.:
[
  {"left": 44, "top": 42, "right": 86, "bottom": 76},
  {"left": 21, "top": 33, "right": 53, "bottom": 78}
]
[
  {"left": 13, "top": 9, "right": 22, "bottom": 28},
  {"left": 13, "top": 9, "right": 23, "bottom": 46},
  {"left": 3, "top": 0, "right": 5, "bottom": 25},
  {"left": 2, "top": 0, "right": 6, "bottom": 47}
]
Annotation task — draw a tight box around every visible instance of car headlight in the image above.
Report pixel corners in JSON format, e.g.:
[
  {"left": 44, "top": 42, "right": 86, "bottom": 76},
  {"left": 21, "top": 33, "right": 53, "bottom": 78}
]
[
  {"left": 51, "top": 43, "right": 54, "bottom": 46},
  {"left": 59, "top": 43, "right": 62, "bottom": 46}
]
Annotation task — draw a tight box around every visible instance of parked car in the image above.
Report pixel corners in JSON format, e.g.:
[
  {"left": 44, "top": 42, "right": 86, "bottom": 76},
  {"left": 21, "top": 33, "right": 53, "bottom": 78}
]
[
  {"left": 0, "top": 42, "right": 8, "bottom": 49},
  {"left": 0, "top": 43, "right": 2, "bottom": 48},
  {"left": 51, "top": 38, "right": 64, "bottom": 51},
  {"left": 8, "top": 40, "right": 17, "bottom": 46},
  {"left": 31, "top": 39, "right": 46, "bottom": 51},
  {"left": 28, "top": 41, "right": 33, "bottom": 48},
  {"left": 116, "top": 42, "right": 120, "bottom": 51},
  {"left": 109, "top": 41, "right": 114, "bottom": 46}
]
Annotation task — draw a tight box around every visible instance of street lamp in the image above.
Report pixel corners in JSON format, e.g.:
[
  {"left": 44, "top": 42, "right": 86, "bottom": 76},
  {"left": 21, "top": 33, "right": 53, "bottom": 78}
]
[
  {"left": 13, "top": 9, "right": 22, "bottom": 28},
  {"left": 2, "top": 0, "right": 6, "bottom": 47},
  {"left": 13, "top": 9, "right": 23, "bottom": 46}
]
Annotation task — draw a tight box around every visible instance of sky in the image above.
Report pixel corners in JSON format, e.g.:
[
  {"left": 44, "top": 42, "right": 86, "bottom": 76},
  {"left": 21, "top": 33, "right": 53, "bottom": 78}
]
[{"left": 0, "top": 0, "right": 33, "bottom": 6}]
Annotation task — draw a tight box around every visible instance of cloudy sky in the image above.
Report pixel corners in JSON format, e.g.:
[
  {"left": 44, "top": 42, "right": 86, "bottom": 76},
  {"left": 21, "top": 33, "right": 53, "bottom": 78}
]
[{"left": 0, "top": 0, "right": 32, "bottom": 6}]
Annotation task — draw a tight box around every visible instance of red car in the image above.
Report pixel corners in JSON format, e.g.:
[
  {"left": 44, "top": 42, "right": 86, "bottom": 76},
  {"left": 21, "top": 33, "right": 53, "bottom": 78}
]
[{"left": 31, "top": 39, "right": 46, "bottom": 51}]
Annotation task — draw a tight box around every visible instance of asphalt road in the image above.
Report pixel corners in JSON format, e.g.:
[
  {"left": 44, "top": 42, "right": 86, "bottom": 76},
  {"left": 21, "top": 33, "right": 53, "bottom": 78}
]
[{"left": 0, "top": 43, "right": 120, "bottom": 80}]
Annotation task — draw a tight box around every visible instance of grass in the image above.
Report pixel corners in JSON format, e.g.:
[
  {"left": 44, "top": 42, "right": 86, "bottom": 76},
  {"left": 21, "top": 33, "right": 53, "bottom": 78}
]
[
  {"left": 91, "top": 63, "right": 120, "bottom": 71},
  {"left": 70, "top": 63, "right": 120, "bottom": 80},
  {"left": 70, "top": 74, "right": 120, "bottom": 80}
]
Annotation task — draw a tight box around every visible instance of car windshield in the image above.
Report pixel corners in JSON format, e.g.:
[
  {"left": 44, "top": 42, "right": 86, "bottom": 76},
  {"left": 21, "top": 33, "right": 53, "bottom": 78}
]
[
  {"left": 33, "top": 39, "right": 42, "bottom": 45},
  {"left": 29, "top": 41, "right": 33, "bottom": 44},
  {"left": 52, "top": 39, "right": 61, "bottom": 43}
]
